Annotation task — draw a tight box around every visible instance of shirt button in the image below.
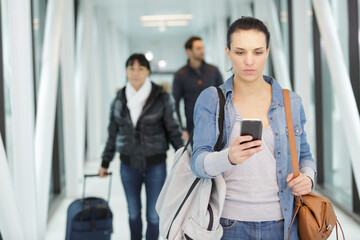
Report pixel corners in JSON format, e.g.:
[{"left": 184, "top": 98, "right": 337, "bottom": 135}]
[
  {"left": 275, "top": 133, "right": 278, "bottom": 136},
  {"left": 270, "top": 117, "right": 273, "bottom": 120},
  {"left": 278, "top": 152, "right": 280, "bottom": 155},
  {"left": 280, "top": 190, "right": 283, "bottom": 193},
  {"left": 227, "top": 126, "right": 230, "bottom": 128},
  {"left": 279, "top": 170, "right": 282, "bottom": 174},
  {"left": 285, "top": 208, "right": 287, "bottom": 211}
]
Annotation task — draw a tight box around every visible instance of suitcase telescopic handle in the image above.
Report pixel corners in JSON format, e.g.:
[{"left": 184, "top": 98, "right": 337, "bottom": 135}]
[{"left": 82, "top": 173, "right": 113, "bottom": 203}]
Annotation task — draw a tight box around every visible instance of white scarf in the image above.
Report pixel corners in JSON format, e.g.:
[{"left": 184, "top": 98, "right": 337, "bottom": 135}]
[{"left": 125, "top": 77, "right": 152, "bottom": 126}]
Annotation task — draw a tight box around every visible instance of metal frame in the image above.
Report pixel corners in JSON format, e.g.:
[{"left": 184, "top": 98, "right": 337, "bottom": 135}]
[
  {"left": 0, "top": 0, "right": 6, "bottom": 149},
  {"left": 51, "top": 87, "right": 61, "bottom": 197},
  {"left": 313, "top": 10, "right": 324, "bottom": 185},
  {"left": 348, "top": 0, "right": 360, "bottom": 214},
  {"left": 30, "top": 0, "right": 37, "bottom": 115},
  {"left": 287, "top": 0, "right": 294, "bottom": 88}
]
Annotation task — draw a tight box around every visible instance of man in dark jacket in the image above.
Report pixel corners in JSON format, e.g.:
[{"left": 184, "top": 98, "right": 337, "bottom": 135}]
[{"left": 172, "top": 36, "right": 223, "bottom": 141}]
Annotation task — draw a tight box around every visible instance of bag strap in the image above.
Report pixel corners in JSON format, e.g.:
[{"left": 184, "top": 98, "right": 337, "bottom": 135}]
[
  {"left": 214, "top": 87, "right": 226, "bottom": 151},
  {"left": 283, "top": 89, "right": 302, "bottom": 240},
  {"left": 283, "top": 89, "right": 300, "bottom": 177},
  {"left": 284, "top": 89, "right": 346, "bottom": 240},
  {"left": 336, "top": 220, "right": 345, "bottom": 239},
  {"left": 166, "top": 87, "right": 226, "bottom": 239},
  {"left": 182, "top": 87, "right": 226, "bottom": 153}
]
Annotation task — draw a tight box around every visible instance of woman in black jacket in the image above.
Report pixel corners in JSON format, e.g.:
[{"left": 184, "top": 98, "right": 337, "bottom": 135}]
[{"left": 99, "top": 53, "right": 184, "bottom": 240}]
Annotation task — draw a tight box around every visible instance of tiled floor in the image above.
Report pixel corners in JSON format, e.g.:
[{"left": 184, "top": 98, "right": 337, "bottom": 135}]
[{"left": 46, "top": 150, "right": 360, "bottom": 239}]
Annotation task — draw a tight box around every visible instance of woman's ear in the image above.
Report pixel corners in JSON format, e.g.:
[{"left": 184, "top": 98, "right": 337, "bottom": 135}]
[
  {"left": 225, "top": 46, "right": 231, "bottom": 60},
  {"left": 266, "top": 46, "right": 270, "bottom": 56}
]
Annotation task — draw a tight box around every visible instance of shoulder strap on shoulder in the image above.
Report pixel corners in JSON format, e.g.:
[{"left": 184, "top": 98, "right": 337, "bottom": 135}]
[
  {"left": 184, "top": 87, "right": 226, "bottom": 152},
  {"left": 214, "top": 87, "right": 225, "bottom": 151},
  {"left": 283, "top": 89, "right": 300, "bottom": 177}
]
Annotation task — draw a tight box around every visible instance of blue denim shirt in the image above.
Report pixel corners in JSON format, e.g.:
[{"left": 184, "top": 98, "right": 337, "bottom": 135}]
[{"left": 191, "top": 75, "right": 317, "bottom": 240}]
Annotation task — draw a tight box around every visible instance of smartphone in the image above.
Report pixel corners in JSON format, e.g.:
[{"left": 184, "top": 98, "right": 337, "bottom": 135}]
[{"left": 240, "top": 119, "right": 263, "bottom": 148}]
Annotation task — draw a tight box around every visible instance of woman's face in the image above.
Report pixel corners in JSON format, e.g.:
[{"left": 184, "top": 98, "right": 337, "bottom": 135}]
[
  {"left": 226, "top": 29, "right": 269, "bottom": 83},
  {"left": 126, "top": 60, "right": 150, "bottom": 91}
]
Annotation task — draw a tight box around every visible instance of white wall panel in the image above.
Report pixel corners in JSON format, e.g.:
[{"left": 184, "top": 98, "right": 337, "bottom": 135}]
[
  {"left": 8, "top": 0, "right": 38, "bottom": 238},
  {"left": 87, "top": 8, "right": 102, "bottom": 159},
  {"left": 0, "top": 135, "right": 24, "bottom": 240},
  {"left": 35, "top": 0, "right": 64, "bottom": 238},
  {"left": 61, "top": 0, "right": 80, "bottom": 197},
  {"left": 73, "top": 0, "right": 92, "bottom": 180}
]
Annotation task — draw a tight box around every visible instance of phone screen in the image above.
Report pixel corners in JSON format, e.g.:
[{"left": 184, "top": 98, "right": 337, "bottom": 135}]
[{"left": 240, "top": 119, "right": 263, "bottom": 149}]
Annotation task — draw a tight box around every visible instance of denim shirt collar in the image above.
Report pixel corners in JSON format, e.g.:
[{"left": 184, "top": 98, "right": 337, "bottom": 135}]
[{"left": 221, "top": 74, "right": 284, "bottom": 109}]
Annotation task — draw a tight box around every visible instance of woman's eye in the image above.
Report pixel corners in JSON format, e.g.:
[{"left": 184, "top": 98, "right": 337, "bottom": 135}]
[
  {"left": 236, "top": 52, "right": 244, "bottom": 55},
  {"left": 255, "top": 52, "right": 263, "bottom": 55}
]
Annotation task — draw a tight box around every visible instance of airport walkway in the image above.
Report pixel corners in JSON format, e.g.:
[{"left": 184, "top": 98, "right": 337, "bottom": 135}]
[{"left": 45, "top": 150, "right": 360, "bottom": 240}]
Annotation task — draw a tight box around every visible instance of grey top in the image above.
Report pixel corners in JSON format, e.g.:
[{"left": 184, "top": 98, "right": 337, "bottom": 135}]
[{"left": 204, "top": 104, "right": 283, "bottom": 221}]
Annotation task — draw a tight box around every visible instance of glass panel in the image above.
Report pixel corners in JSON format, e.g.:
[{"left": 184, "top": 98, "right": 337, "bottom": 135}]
[
  {"left": 49, "top": 70, "right": 65, "bottom": 206},
  {"left": 56, "top": 76, "right": 66, "bottom": 190},
  {"left": 32, "top": 0, "right": 47, "bottom": 96},
  {"left": 320, "top": 0, "right": 352, "bottom": 211},
  {"left": 278, "top": 0, "right": 289, "bottom": 64},
  {"left": 320, "top": 0, "right": 352, "bottom": 208},
  {"left": 306, "top": 0, "right": 317, "bottom": 166},
  {"left": 321, "top": 56, "right": 352, "bottom": 209}
]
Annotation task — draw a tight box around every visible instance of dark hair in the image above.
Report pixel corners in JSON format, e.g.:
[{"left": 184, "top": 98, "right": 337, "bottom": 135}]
[
  {"left": 125, "top": 53, "right": 151, "bottom": 73},
  {"left": 227, "top": 17, "right": 270, "bottom": 49},
  {"left": 185, "top": 36, "right": 202, "bottom": 50}
]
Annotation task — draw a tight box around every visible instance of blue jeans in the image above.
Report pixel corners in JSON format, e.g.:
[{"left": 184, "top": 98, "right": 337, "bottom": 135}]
[
  {"left": 220, "top": 218, "right": 284, "bottom": 240},
  {"left": 120, "top": 162, "right": 166, "bottom": 240}
]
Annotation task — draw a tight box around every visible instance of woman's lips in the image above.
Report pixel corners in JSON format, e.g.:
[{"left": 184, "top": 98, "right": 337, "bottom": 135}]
[{"left": 244, "top": 69, "right": 256, "bottom": 74}]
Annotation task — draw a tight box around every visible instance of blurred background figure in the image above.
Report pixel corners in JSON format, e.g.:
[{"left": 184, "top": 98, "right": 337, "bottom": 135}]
[
  {"left": 172, "top": 36, "right": 223, "bottom": 142},
  {"left": 98, "top": 53, "right": 183, "bottom": 240}
]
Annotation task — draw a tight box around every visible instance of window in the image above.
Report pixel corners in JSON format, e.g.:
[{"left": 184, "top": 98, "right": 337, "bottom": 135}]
[{"left": 313, "top": 0, "right": 360, "bottom": 220}]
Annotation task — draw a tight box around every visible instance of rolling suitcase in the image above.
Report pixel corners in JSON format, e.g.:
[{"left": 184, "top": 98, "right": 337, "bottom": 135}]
[{"left": 65, "top": 173, "right": 113, "bottom": 240}]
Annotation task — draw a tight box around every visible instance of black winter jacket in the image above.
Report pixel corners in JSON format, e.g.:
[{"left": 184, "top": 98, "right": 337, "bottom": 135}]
[{"left": 101, "top": 82, "right": 184, "bottom": 170}]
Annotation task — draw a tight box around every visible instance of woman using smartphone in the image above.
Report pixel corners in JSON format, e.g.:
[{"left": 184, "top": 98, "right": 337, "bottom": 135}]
[{"left": 191, "top": 17, "right": 316, "bottom": 240}]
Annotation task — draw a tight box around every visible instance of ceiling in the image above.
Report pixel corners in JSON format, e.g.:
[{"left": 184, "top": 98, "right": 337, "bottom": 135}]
[{"left": 92, "top": 0, "right": 225, "bottom": 36}]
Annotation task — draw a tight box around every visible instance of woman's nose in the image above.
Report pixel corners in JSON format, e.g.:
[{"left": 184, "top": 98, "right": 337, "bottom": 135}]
[{"left": 244, "top": 54, "right": 254, "bottom": 65}]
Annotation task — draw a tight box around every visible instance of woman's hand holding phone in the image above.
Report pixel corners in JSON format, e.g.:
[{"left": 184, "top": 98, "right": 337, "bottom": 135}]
[{"left": 228, "top": 136, "right": 262, "bottom": 165}]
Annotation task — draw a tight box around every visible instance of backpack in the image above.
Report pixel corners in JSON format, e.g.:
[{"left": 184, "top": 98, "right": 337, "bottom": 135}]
[{"left": 156, "top": 87, "right": 226, "bottom": 240}]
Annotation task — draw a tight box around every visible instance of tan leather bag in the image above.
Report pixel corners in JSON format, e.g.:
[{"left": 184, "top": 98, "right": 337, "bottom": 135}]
[{"left": 283, "top": 89, "right": 345, "bottom": 240}]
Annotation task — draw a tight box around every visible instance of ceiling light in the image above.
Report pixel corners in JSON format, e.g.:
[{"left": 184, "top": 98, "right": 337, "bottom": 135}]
[
  {"left": 145, "top": 51, "right": 154, "bottom": 61},
  {"left": 158, "top": 60, "right": 167, "bottom": 70},
  {"left": 159, "top": 26, "right": 166, "bottom": 32},
  {"left": 142, "top": 20, "right": 189, "bottom": 27},
  {"left": 140, "top": 14, "right": 193, "bottom": 22}
]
